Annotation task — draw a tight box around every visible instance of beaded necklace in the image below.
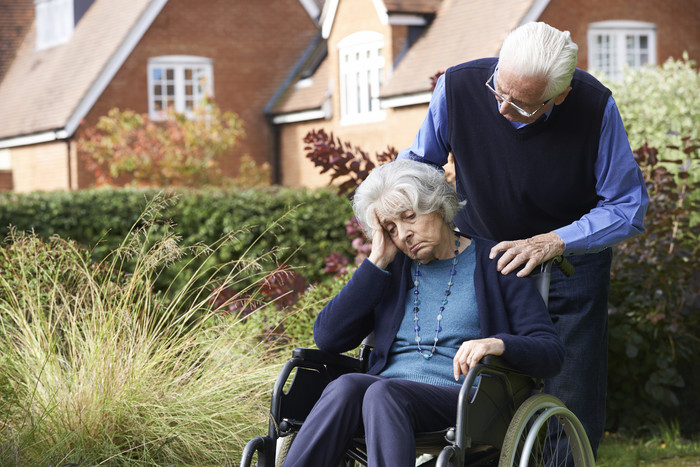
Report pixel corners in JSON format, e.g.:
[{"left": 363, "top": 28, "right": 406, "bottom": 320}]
[{"left": 412, "top": 234, "right": 460, "bottom": 360}]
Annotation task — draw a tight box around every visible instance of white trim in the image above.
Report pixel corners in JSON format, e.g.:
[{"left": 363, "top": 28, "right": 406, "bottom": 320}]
[
  {"left": 388, "top": 14, "right": 428, "bottom": 26},
  {"left": 372, "top": 0, "right": 388, "bottom": 25},
  {"left": 298, "top": 0, "right": 321, "bottom": 21},
  {"left": 271, "top": 108, "right": 327, "bottom": 124},
  {"left": 0, "top": 130, "right": 69, "bottom": 149},
  {"left": 519, "top": 0, "right": 551, "bottom": 26},
  {"left": 380, "top": 92, "right": 432, "bottom": 109},
  {"left": 63, "top": 0, "right": 168, "bottom": 137},
  {"left": 589, "top": 20, "right": 657, "bottom": 30},
  {"left": 0, "top": 149, "right": 12, "bottom": 170},
  {"left": 320, "top": 0, "right": 339, "bottom": 39}
]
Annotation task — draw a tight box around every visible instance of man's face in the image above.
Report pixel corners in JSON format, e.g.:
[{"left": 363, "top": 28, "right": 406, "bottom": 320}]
[{"left": 492, "top": 67, "right": 555, "bottom": 124}]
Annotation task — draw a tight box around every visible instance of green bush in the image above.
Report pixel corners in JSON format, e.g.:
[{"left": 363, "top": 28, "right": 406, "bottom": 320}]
[
  {"left": 606, "top": 139, "right": 699, "bottom": 435},
  {"left": 602, "top": 54, "right": 700, "bottom": 154},
  {"left": 0, "top": 187, "right": 355, "bottom": 293}
]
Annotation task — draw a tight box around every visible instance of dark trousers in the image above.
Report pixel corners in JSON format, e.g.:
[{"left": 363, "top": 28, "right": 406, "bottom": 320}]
[
  {"left": 545, "top": 248, "right": 613, "bottom": 456},
  {"left": 281, "top": 373, "right": 462, "bottom": 467}
]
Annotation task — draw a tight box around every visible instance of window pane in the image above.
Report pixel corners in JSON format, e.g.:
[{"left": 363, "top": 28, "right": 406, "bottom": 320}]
[{"left": 166, "top": 69, "right": 174, "bottom": 80}]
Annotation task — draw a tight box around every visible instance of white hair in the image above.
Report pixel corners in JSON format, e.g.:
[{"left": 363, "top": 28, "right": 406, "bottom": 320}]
[
  {"left": 498, "top": 22, "right": 578, "bottom": 100},
  {"left": 352, "top": 159, "right": 463, "bottom": 239}
]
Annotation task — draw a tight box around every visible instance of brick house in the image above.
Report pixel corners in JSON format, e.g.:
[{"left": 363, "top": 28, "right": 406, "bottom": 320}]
[
  {"left": 269, "top": 0, "right": 700, "bottom": 187},
  {"left": 0, "top": 0, "right": 322, "bottom": 192},
  {"left": 0, "top": 0, "right": 697, "bottom": 192}
]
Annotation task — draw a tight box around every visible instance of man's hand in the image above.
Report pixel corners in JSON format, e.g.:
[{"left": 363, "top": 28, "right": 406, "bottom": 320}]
[
  {"left": 489, "top": 232, "right": 565, "bottom": 277},
  {"left": 453, "top": 337, "right": 505, "bottom": 381}
]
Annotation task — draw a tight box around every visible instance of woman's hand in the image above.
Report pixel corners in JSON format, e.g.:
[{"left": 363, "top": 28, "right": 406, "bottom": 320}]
[
  {"left": 367, "top": 215, "right": 398, "bottom": 269},
  {"left": 453, "top": 337, "right": 505, "bottom": 381}
]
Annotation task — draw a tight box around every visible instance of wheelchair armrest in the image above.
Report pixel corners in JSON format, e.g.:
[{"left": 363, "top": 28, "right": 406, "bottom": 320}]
[
  {"left": 479, "top": 355, "right": 529, "bottom": 376},
  {"left": 291, "top": 347, "right": 365, "bottom": 372}
]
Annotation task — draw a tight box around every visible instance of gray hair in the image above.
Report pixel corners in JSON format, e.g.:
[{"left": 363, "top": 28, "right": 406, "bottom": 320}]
[
  {"left": 352, "top": 159, "right": 463, "bottom": 238},
  {"left": 498, "top": 22, "right": 578, "bottom": 100}
]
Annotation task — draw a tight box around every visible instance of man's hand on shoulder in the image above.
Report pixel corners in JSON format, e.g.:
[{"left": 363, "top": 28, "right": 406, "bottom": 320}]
[{"left": 489, "top": 232, "right": 565, "bottom": 277}]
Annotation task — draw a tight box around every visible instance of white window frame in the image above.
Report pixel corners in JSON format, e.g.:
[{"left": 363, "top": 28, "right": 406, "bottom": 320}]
[
  {"left": 338, "top": 31, "right": 386, "bottom": 125},
  {"left": 147, "top": 55, "right": 214, "bottom": 120},
  {"left": 587, "top": 20, "right": 657, "bottom": 81},
  {"left": 35, "top": 0, "right": 74, "bottom": 50}
]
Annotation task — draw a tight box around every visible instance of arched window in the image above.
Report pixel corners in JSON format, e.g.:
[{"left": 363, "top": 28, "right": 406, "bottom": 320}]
[
  {"left": 588, "top": 21, "right": 657, "bottom": 81},
  {"left": 338, "top": 31, "right": 385, "bottom": 124},
  {"left": 147, "top": 56, "right": 213, "bottom": 120}
]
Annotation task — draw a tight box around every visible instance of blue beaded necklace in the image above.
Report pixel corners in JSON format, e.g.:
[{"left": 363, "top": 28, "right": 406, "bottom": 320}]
[{"left": 412, "top": 234, "right": 460, "bottom": 360}]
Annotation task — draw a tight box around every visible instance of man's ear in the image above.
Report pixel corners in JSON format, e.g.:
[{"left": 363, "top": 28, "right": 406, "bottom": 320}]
[{"left": 553, "top": 86, "right": 572, "bottom": 105}]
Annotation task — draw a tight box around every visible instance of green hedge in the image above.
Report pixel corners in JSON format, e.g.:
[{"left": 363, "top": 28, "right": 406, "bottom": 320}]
[{"left": 0, "top": 187, "right": 355, "bottom": 291}]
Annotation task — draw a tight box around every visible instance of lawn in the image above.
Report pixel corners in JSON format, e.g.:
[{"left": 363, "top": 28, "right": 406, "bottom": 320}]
[{"left": 597, "top": 429, "right": 700, "bottom": 466}]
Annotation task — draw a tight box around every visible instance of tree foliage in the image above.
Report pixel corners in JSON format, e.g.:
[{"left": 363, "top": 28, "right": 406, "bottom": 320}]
[
  {"left": 78, "top": 102, "right": 244, "bottom": 187},
  {"left": 607, "top": 137, "right": 699, "bottom": 434}
]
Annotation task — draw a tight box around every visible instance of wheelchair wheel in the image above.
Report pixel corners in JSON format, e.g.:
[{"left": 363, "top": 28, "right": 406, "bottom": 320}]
[
  {"left": 498, "top": 394, "right": 595, "bottom": 467},
  {"left": 274, "top": 432, "right": 361, "bottom": 467}
]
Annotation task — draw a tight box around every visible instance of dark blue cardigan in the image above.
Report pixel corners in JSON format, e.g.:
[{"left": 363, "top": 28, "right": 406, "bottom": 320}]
[{"left": 313, "top": 236, "right": 565, "bottom": 379}]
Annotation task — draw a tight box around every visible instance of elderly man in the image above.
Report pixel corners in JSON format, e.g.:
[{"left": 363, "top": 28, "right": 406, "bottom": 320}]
[{"left": 398, "top": 21, "right": 648, "bottom": 455}]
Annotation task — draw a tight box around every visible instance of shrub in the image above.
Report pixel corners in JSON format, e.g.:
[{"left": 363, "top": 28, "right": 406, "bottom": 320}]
[
  {"left": 0, "top": 196, "right": 285, "bottom": 465},
  {"left": 0, "top": 187, "right": 355, "bottom": 292},
  {"left": 606, "top": 138, "right": 700, "bottom": 435},
  {"left": 602, "top": 54, "right": 700, "bottom": 154}
]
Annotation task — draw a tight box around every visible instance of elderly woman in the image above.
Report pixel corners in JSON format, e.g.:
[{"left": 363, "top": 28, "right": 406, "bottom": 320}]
[{"left": 282, "top": 159, "right": 564, "bottom": 467}]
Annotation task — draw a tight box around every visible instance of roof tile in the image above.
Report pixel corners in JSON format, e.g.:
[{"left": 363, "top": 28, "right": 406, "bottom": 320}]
[{"left": 0, "top": 0, "right": 153, "bottom": 139}]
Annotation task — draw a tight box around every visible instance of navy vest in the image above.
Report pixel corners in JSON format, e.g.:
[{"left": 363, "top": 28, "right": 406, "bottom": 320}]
[{"left": 445, "top": 57, "right": 611, "bottom": 241}]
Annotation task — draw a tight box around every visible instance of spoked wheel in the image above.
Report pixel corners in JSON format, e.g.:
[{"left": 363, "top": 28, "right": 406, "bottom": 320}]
[{"left": 498, "top": 394, "right": 595, "bottom": 467}]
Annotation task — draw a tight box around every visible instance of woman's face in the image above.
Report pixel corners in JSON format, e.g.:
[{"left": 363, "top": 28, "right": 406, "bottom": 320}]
[{"left": 379, "top": 210, "right": 452, "bottom": 264}]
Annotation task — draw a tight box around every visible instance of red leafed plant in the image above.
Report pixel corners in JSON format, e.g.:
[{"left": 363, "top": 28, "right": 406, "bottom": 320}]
[{"left": 303, "top": 129, "right": 396, "bottom": 196}]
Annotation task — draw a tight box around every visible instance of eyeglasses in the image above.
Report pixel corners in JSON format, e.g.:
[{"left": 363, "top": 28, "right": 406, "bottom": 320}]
[{"left": 485, "top": 69, "right": 552, "bottom": 118}]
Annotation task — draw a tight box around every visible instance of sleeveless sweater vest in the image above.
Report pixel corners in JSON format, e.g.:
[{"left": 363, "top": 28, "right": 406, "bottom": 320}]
[{"left": 445, "top": 57, "right": 612, "bottom": 241}]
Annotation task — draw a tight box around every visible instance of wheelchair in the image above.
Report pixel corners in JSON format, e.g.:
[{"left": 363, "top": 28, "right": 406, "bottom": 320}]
[{"left": 240, "top": 257, "right": 595, "bottom": 467}]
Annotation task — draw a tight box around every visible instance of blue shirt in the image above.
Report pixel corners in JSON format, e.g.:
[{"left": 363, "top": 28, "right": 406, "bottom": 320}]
[{"left": 398, "top": 72, "right": 648, "bottom": 254}]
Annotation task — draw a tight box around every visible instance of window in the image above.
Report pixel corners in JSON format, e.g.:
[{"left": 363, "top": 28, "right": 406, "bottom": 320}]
[
  {"left": 588, "top": 21, "right": 657, "bottom": 81},
  {"left": 147, "top": 56, "right": 213, "bottom": 120},
  {"left": 35, "top": 0, "right": 74, "bottom": 50},
  {"left": 338, "top": 31, "right": 385, "bottom": 124}
]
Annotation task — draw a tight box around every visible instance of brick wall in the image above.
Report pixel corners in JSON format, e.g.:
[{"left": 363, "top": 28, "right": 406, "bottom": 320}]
[
  {"left": 540, "top": 0, "right": 700, "bottom": 69},
  {"left": 77, "top": 0, "right": 319, "bottom": 187},
  {"left": 279, "top": 0, "right": 429, "bottom": 187},
  {"left": 0, "top": 171, "right": 13, "bottom": 191},
  {"left": 11, "top": 142, "right": 71, "bottom": 193}
]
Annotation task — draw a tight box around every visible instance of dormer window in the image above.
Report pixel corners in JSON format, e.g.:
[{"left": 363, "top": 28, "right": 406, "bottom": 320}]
[
  {"left": 338, "top": 31, "right": 386, "bottom": 125},
  {"left": 35, "top": 0, "right": 74, "bottom": 50}
]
